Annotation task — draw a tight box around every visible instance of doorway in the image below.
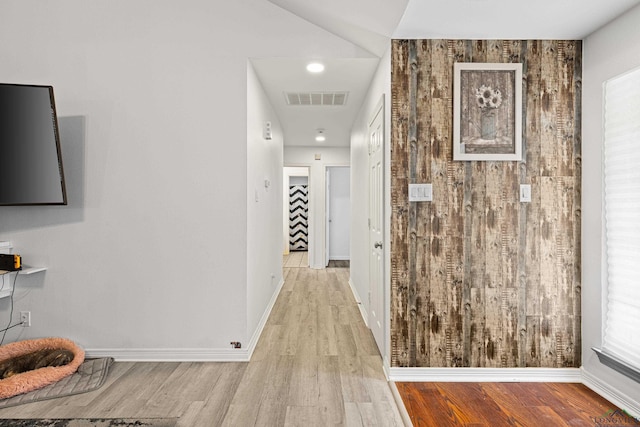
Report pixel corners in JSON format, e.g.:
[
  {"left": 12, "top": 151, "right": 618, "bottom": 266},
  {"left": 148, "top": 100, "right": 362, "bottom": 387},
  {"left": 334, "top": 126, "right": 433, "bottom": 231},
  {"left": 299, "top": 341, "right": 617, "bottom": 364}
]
[
  {"left": 283, "top": 166, "right": 310, "bottom": 268},
  {"left": 325, "top": 166, "right": 350, "bottom": 267}
]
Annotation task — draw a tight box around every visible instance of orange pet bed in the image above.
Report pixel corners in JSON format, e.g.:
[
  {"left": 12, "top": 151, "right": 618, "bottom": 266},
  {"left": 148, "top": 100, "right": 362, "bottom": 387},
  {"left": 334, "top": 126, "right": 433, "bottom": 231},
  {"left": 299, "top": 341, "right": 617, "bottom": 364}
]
[{"left": 0, "top": 337, "right": 85, "bottom": 399}]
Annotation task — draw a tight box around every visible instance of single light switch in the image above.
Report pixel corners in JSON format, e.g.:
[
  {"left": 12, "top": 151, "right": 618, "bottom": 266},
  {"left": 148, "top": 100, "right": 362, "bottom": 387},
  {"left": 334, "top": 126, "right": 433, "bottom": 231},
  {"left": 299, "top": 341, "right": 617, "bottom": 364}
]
[{"left": 520, "top": 184, "right": 531, "bottom": 203}]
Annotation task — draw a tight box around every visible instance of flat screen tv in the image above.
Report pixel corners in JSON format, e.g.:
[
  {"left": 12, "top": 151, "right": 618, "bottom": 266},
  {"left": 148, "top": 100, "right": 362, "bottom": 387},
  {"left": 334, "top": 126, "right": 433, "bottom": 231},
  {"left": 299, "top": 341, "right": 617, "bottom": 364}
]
[{"left": 0, "top": 83, "right": 67, "bottom": 205}]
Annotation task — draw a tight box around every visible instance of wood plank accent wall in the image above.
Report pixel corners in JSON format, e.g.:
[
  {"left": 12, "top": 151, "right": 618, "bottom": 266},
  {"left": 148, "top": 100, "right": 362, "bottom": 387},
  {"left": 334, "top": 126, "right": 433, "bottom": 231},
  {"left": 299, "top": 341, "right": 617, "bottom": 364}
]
[{"left": 390, "top": 40, "right": 582, "bottom": 368}]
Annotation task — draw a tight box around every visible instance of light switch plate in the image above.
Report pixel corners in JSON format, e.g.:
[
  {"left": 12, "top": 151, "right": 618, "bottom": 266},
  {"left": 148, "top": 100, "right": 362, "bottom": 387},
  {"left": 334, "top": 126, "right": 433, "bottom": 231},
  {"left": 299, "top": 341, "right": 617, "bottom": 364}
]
[
  {"left": 263, "top": 121, "right": 272, "bottom": 140},
  {"left": 520, "top": 184, "right": 531, "bottom": 202},
  {"left": 409, "top": 183, "right": 432, "bottom": 202}
]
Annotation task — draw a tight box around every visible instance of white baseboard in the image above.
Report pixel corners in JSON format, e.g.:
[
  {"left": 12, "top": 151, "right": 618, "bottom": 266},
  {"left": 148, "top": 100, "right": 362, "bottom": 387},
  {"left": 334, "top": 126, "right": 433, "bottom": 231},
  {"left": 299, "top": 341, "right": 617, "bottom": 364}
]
[
  {"left": 387, "top": 366, "right": 639, "bottom": 425},
  {"left": 582, "top": 368, "right": 640, "bottom": 418},
  {"left": 388, "top": 367, "right": 582, "bottom": 383},
  {"left": 86, "top": 277, "right": 287, "bottom": 363},
  {"left": 246, "top": 277, "right": 286, "bottom": 359},
  {"left": 84, "top": 347, "right": 250, "bottom": 362},
  {"left": 383, "top": 356, "right": 392, "bottom": 380},
  {"left": 329, "top": 256, "right": 350, "bottom": 261},
  {"left": 348, "top": 278, "right": 369, "bottom": 326},
  {"left": 388, "top": 380, "right": 414, "bottom": 427}
]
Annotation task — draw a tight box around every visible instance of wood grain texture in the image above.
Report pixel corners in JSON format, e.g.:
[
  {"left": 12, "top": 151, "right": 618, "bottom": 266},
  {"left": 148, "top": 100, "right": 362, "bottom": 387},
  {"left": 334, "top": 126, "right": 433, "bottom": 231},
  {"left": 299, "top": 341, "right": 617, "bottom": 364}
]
[
  {"left": 397, "top": 382, "right": 621, "bottom": 427},
  {"left": 390, "top": 40, "right": 581, "bottom": 368},
  {"left": 0, "top": 266, "right": 404, "bottom": 426},
  {"left": 391, "top": 39, "right": 411, "bottom": 368}
]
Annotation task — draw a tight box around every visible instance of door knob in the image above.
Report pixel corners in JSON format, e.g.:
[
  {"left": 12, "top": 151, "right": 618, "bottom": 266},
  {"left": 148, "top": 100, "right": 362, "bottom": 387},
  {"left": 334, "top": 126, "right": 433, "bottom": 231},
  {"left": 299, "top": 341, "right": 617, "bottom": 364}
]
[{"left": 374, "top": 241, "right": 383, "bottom": 249}]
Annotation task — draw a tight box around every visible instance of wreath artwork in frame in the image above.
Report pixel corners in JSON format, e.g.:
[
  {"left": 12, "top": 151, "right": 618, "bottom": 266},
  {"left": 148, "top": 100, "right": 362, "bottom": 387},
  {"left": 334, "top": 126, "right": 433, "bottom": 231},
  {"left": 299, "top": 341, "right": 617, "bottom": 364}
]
[{"left": 453, "top": 62, "right": 523, "bottom": 161}]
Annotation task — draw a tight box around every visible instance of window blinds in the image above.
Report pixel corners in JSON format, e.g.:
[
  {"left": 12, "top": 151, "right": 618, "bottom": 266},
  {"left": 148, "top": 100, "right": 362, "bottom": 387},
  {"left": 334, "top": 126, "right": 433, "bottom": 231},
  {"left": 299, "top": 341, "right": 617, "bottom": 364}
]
[{"left": 603, "top": 67, "right": 640, "bottom": 370}]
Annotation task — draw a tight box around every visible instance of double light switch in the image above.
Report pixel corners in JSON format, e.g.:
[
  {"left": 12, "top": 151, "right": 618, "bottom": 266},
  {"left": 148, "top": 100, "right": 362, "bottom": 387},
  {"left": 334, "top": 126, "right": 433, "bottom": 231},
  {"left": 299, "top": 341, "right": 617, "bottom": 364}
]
[{"left": 409, "top": 183, "right": 432, "bottom": 202}]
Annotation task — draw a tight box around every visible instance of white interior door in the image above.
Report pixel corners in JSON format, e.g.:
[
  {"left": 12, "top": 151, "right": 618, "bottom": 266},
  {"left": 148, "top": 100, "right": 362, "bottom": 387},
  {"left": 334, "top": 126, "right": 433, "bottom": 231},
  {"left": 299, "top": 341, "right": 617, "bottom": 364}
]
[
  {"left": 327, "top": 167, "right": 350, "bottom": 261},
  {"left": 325, "top": 169, "right": 331, "bottom": 267},
  {"left": 369, "top": 100, "right": 384, "bottom": 352}
]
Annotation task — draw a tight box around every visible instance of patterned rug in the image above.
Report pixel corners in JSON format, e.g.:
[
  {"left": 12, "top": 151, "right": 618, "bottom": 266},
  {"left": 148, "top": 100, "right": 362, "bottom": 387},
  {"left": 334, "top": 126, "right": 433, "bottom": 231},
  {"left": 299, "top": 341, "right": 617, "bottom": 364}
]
[{"left": 0, "top": 419, "right": 177, "bottom": 427}]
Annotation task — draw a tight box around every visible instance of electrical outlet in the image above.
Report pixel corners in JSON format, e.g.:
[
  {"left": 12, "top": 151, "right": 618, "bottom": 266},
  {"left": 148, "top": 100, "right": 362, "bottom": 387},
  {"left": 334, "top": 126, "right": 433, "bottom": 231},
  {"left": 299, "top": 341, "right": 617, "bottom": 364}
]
[{"left": 20, "top": 311, "right": 31, "bottom": 327}]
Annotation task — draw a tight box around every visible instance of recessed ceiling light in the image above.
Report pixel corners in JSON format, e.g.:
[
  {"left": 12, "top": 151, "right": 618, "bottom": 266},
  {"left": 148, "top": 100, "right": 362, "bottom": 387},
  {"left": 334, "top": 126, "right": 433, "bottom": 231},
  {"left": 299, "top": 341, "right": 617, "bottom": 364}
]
[
  {"left": 306, "top": 62, "right": 325, "bottom": 73},
  {"left": 315, "top": 129, "right": 326, "bottom": 142}
]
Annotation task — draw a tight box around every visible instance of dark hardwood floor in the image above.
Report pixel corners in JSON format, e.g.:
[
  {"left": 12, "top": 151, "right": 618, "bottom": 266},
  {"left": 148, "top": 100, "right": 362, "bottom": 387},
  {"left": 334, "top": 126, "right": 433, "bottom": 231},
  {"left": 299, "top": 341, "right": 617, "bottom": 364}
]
[{"left": 396, "top": 382, "right": 635, "bottom": 427}]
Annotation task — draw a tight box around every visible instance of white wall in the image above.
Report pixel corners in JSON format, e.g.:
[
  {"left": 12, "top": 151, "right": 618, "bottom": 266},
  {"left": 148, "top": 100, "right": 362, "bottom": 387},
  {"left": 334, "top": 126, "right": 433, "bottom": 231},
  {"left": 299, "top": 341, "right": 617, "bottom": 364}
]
[
  {"left": 284, "top": 147, "right": 350, "bottom": 269},
  {"left": 246, "top": 62, "right": 284, "bottom": 349},
  {"left": 349, "top": 47, "right": 391, "bottom": 355},
  {"left": 0, "top": 0, "right": 372, "bottom": 359},
  {"left": 289, "top": 177, "right": 309, "bottom": 185},
  {"left": 582, "top": 3, "right": 640, "bottom": 413}
]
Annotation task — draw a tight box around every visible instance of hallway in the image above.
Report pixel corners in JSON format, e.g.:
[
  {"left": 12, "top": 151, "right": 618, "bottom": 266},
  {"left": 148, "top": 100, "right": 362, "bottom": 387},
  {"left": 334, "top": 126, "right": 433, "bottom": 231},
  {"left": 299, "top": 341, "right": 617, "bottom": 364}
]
[
  {"left": 222, "top": 265, "right": 404, "bottom": 425},
  {"left": 0, "top": 265, "right": 405, "bottom": 426}
]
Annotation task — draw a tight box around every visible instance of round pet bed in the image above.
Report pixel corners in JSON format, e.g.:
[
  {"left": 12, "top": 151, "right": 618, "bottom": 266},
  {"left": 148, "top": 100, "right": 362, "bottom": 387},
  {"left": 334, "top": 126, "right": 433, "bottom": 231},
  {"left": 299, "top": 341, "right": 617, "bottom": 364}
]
[{"left": 0, "top": 337, "right": 85, "bottom": 399}]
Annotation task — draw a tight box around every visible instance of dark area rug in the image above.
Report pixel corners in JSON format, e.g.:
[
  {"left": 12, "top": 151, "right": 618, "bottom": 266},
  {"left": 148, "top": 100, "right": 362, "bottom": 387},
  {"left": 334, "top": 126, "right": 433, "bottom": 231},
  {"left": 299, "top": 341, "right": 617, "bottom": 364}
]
[
  {"left": 0, "top": 419, "right": 177, "bottom": 426},
  {"left": 328, "top": 260, "right": 349, "bottom": 268},
  {"left": 0, "top": 358, "right": 113, "bottom": 410}
]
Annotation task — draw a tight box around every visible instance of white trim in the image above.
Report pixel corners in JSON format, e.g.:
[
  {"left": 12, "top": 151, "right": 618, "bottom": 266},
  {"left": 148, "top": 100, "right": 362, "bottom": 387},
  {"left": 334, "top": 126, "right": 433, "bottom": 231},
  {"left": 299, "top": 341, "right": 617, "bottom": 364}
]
[
  {"left": 388, "top": 367, "right": 582, "bottom": 383},
  {"left": 246, "top": 276, "right": 286, "bottom": 359},
  {"left": 388, "top": 381, "right": 414, "bottom": 427},
  {"left": 383, "top": 356, "right": 392, "bottom": 380},
  {"left": 84, "top": 347, "right": 250, "bottom": 362},
  {"left": 582, "top": 368, "right": 640, "bottom": 418},
  {"left": 369, "top": 94, "right": 387, "bottom": 360},
  {"left": 324, "top": 164, "right": 351, "bottom": 268},
  {"left": 85, "top": 277, "right": 286, "bottom": 363},
  {"left": 348, "top": 277, "right": 369, "bottom": 327},
  {"left": 284, "top": 163, "right": 315, "bottom": 268}
]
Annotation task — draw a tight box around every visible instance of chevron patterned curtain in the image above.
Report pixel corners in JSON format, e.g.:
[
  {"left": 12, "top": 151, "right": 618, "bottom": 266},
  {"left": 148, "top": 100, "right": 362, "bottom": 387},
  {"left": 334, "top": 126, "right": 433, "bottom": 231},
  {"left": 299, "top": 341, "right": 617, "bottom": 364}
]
[{"left": 289, "top": 185, "right": 308, "bottom": 251}]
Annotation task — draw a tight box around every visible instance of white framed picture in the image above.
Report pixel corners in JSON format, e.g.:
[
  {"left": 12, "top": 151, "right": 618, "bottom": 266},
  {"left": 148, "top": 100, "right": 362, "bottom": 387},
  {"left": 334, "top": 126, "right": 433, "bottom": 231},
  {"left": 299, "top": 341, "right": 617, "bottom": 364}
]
[{"left": 453, "top": 62, "right": 523, "bottom": 161}]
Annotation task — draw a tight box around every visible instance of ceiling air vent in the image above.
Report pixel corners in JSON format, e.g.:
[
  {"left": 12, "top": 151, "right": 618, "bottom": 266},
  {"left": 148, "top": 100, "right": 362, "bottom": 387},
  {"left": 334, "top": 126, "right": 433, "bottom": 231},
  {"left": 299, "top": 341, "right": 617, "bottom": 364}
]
[{"left": 285, "top": 92, "right": 348, "bottom": 106}]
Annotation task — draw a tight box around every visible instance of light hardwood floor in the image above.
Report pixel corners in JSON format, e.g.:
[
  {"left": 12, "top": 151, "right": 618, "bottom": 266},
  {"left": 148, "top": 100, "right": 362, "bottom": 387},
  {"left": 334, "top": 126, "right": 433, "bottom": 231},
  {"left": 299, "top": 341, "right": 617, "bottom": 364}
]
[
  {"left": 0, "top": 265, "right": 405, "bottom": 426},
  {"left": 283, "top": 251, "right": 308, "bottom": 268}
]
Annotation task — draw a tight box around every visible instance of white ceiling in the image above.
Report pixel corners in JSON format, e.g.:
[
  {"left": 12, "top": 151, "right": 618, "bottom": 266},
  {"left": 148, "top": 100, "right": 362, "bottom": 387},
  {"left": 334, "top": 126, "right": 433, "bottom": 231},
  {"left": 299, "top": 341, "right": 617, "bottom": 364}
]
[
  {"left": 257, "top": 0, "right": 640, "bottom": 148},
  {"left": 251, "top": 58, "right": 380, "bottom": 148},
  {"left": 395, "top": 0, "right": 640, "bottom": 40},
  {"left": 267, "top": 0, "right": 408, "bottom": 57}
]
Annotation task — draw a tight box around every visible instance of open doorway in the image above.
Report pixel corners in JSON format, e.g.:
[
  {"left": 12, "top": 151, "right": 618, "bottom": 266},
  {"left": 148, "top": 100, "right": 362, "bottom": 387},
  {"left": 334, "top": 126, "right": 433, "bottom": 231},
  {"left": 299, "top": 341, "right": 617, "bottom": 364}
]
[
  {"left": 283, "top": 166, "right": 310, "bottom": 268},
  {"left": 325, "top": 166, "right": 350, "bottom": 268}
]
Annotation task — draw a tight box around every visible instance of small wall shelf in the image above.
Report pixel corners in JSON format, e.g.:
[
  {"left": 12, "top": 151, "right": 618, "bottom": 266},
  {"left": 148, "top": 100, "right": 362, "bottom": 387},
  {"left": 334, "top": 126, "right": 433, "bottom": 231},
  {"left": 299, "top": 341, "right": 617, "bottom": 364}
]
[
  {"left": 0, "top": 268, "right": 47, "bottom": 299},
  {"left": 0, "top": 242, "right": 47, "bottom": 299},
  {"left": 0, "top": 265, "right": 47, "bottom": 299},
  {"left": 20, "top": 266, "right": 47, "bottom": 275}
]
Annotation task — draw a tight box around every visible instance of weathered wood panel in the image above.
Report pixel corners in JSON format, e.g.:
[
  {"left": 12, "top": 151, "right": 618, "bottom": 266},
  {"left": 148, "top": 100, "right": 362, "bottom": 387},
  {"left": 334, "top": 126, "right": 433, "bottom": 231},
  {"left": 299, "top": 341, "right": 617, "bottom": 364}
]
[
  {"left": 390, "top": 39, "right": 582, "bottom": 368},
  {"left": 571, "top": 41, "right": 583, "bottom": 365},
  {"left": 391, "top": 40, "right": 411, "bottom": 367},
  {"left": 522, "top": 40, "right": 543, "bottom": 367},
  {"left": 415, "top": 40, "right": 432, "bottom": 367}
]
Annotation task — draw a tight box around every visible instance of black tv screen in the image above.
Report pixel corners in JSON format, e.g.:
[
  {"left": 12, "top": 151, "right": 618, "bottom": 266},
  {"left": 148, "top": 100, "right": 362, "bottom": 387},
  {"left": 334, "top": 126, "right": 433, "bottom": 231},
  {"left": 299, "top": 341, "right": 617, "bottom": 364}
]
[{"left": 0, "top": 83, "right": 67, "bottom": 205}]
